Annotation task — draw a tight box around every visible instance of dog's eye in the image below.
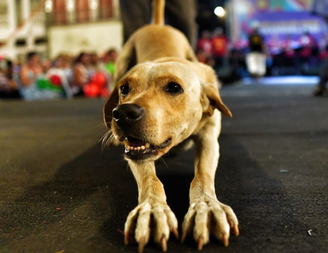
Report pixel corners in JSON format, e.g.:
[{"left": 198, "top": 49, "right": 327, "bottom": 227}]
[
  {"left": 120, "top": 84, "right": 130, "bottom": 96},
  {"left": 166, "top": 82, "right": 183, "bottom": 94}
]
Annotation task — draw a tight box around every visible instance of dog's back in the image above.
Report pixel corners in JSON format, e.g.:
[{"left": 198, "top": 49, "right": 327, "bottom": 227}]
[
  {"left": 131, "top": 25, "right": 194, "bottom": 62},
  {"left": 114, "top": 0, "right": 197, "bottom": 81}
]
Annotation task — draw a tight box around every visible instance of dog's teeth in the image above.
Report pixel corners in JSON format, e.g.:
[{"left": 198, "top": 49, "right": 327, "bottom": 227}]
[
  {"left": 124, "top": 139, "right": 129, "bottom": 146},
  {"left": 124, "top": 142, "right": 150, "bottom": 152}
]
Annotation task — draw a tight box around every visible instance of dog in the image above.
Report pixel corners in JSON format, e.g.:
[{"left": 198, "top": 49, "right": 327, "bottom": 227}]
[{"left": 103, "top": 0, "right": 239, "bottom": 251}]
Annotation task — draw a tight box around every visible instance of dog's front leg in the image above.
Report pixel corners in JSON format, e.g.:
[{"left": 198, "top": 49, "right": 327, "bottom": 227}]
[
  {"left": 181, "top": 115, "right": 239, "bottom": 250},
  {"left": 125, "top": 159, "right": 178, "bottom": 252}
]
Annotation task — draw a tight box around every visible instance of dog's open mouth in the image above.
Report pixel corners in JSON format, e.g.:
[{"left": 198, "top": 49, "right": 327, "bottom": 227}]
[{"left": 124, "top": 136, "right": 172, "bottom": 159}]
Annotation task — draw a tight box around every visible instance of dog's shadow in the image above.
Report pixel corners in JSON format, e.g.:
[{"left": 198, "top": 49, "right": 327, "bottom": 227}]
[
  {"left": 4, "top": 136, "right": 309, "bottom": 252},
  {"left": 100, "top": 147, "right": 196, "bottom": 250}
]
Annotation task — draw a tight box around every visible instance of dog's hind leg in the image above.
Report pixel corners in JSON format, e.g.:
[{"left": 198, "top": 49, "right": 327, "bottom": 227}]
[{"left": 124, "top": 160, "right": 178, "bottom": 252}]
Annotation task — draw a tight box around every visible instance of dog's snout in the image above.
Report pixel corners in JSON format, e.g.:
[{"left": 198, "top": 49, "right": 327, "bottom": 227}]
[{"left": 112, "top": 104, "right": 145, "bottom": 127}]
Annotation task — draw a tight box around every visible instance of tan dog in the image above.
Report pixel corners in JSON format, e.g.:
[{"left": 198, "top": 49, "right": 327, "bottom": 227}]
[{"left": 103, "top": 0, "right": 239, "bottom": 251}]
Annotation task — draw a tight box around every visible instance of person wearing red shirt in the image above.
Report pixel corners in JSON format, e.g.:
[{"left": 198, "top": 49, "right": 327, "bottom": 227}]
[
  {"left": 211, "top": 28, "right": 228, "bottom": 70},
  {"left": 196, "top": 30, "right": 212, "bottom": 58}
]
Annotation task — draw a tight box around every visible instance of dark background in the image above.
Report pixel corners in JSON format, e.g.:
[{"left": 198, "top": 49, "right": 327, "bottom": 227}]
[{"left": 196, "top": 0, "right": 227, "bottom": 33}]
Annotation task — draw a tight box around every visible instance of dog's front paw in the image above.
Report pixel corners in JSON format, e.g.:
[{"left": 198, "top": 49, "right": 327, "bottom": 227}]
[
  {"left": 124, "top": 201, "right": 178, "bottom": 252},
  {"left": 181, "top": 197, "right": 239, "bottom": 250}
]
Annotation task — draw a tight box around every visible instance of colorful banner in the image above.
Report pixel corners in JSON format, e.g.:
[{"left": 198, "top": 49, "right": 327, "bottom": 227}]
[
  {"left": 249, "top": 0, "right": 313, "bottom": 12},
  {"left": 230, "top": 0, "right": 328, "bottom": 49}
]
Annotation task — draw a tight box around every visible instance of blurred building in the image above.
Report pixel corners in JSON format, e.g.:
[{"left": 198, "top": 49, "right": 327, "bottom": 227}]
[
  {"left": 0, "top": 0, "right": 121, "bottom": 61},
  {"left": 46, "top": 0, "right": 121, "bottom": 58},
  {"left": 0, "top": 0, "right": 47, "bottom": 61}
]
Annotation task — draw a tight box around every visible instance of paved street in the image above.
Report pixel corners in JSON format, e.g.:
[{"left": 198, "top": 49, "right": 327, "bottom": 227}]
[{"left": 0, "top": 83, "right": 327, "bottom": 253}]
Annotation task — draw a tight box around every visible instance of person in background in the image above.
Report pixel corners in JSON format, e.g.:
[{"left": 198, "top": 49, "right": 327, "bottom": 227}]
[
  {"left": 53, "top": 54, "right": 73, "bottom": 82},
  {"left": 19, "top": 51, "right": 60, "bottom": 100},
  {"left": 0, "top": 60, "right": 21, "bottom": 99},
  {"left": 72, "top": 52, "right": 91, "bottom": 96},
  {"left": 105, "top": 48, "right": 117, "bottom": 77},
  {"left": 267, "top": 34, "right": 284, "bottom": 75},
  {"left": 89, "top": 52, "right": 100, "bottom": 77},
  {"left": 211, "top": 28, "right": 229, "bottom": 70},
  {"left": 41, "top": 59, "right": 52, "bottom": 74},
  {"left": 298, "top": 32, "right": 319, "bottom": 72},
  {"left": 314, "top": 45, "right": 328, "bottom": 96},
  {"left": 197, "top": 30, "right": 212, "bottom": 58},
  {"left": 20, "top": 51, "right": 43, "bottom": 88},
  {"left": 195, "top": 49, "right": 207, "bottom": 64},
  {"left": 206, "top": 55, "right": 216, "bottom": 68},
  {"left": 47, "top": 54, "right": 74, "bottom": 98},
  {"left": 119, "top": 0, "right": 197, "bottom": 48},
  {"left": 246, "top": 22, "right": 266, "bottom": 80},
  {"left": 99, "top": 49, "right": 117, "bottom": 91},
  {"left": 282, "top": 35, "right": 298, "bottom": 74},
  {"left": 318, "top": 34, "right": 328, "bottom": 61}
]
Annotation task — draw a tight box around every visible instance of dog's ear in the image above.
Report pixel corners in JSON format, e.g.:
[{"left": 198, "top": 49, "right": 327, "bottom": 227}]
[
  {"left": 201, "top": 81, "right": 232, "bottom": 118},
  {"left": 103, "top": 85, "right": 119, "bottom": 129}
]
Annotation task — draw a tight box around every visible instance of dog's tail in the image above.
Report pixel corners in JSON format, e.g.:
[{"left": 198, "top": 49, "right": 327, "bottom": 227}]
[{"left": 152, "top": 0, "right": 165, "bottom": 25}]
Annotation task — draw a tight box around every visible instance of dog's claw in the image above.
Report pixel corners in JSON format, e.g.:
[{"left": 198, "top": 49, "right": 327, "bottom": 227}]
[
  {"left": 222, "top": 233, "right": 229, "bottom": 247},
  {"left": 172, "top": 227, "right": 179, "bottom": 240},
  {"left": 182, "top": 199, "right": 238, "bottom": 249},
  {"left": 124, "top": 232, "right": 130, "bottom": 245},
  {"left": 124, "top": 202, "right": 178, "bottom": 252},
  {"left": 233, "top": 224, "right": 239, "bottom": 236},
  {"left": 181, "top": 231, "right": 187, "bottom": 244},
  {"left": 197, "top": 236, "right": 204, "bottom": 250},
  {"left": 138, "top": 237, "right": 146, "bottom": 253},
  {"left": 161, "top": 235, "right": 167, "bottom": 252}
]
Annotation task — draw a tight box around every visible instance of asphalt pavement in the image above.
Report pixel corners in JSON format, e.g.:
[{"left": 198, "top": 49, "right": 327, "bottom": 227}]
[{"left": 0, "top": 82, "right": 327, "bottom": 253}]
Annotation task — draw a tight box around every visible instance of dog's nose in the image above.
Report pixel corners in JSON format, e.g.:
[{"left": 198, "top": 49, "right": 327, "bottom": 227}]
[{"left": 112, "top": 104, "right": 145, "bottom": 127}]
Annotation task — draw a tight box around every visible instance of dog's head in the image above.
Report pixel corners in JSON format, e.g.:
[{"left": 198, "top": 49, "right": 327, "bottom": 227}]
[{"left": 103, "top": 59, "right": 231, "bottom": 161}]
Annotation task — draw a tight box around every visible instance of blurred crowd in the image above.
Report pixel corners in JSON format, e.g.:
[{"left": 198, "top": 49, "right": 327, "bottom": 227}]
[
  {"left": 0, "top": 49, "right": 117, "bottom": 100},
  {"left": 195, "top": 28, "right": 328, "bottom": 81},
  {"left": 1, "top": 27, "right": 328, "bottom": 100}
]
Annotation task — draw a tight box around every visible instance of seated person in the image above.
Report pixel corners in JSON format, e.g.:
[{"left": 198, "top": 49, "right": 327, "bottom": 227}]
[
  {"left": 0, "top": 60, "right": 21, "bottom": 99},
  {"left": 19, "top": 52, "right": 60, "bottom": 100}
]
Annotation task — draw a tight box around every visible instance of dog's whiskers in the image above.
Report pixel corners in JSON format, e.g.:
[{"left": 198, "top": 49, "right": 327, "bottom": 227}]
[
  {"left": 99, "top": 130, "right": 114, "bottom": 151},
  {"left": 87, "top": 123, "right": 108, "bottom": 131},
  {"left": 160, "top": 157, "right": 169, "bottom": 169}
]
